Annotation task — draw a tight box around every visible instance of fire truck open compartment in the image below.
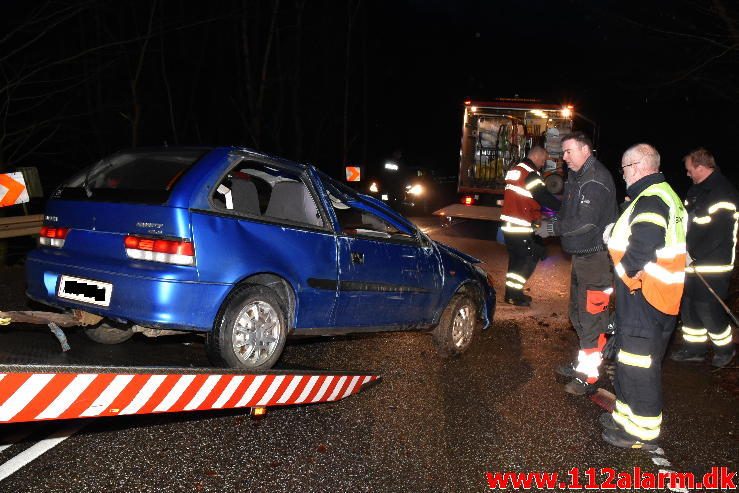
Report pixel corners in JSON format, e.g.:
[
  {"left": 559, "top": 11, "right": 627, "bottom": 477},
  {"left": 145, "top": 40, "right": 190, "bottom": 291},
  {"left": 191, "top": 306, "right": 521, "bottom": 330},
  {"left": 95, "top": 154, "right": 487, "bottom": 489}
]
[{"left": 459, "top": 100, "right": 574, "bottom": 194}]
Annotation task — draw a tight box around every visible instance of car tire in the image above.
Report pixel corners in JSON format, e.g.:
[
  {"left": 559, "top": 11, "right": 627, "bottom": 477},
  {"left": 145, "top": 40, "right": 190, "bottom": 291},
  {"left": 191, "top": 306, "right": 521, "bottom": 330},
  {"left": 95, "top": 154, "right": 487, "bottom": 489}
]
[
  {"left": 544, "top": 173, "right": 564, "bottom": 194},
  {"left": 206, "top": 285, "right": 287, "bottom": 370},
  {"left": 432, "top": 293, "right": 479, "bottom": 358},
  {"left": 84, "top": 323, "right": 135, "bottom": 345}
]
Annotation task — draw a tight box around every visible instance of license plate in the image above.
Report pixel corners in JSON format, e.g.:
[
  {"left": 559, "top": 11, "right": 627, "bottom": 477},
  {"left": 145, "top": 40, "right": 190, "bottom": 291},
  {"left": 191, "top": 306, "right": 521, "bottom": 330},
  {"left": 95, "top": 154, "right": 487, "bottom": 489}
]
[{"left": 57, "top": 275, "right": 113, "bottom": 307}]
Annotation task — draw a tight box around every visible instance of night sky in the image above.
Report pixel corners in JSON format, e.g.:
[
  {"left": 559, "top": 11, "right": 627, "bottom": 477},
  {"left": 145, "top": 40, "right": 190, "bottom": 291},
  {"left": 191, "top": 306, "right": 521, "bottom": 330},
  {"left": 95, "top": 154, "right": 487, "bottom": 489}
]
[{"left": 1, "top": 0, "right": 736, "bottom": 200}]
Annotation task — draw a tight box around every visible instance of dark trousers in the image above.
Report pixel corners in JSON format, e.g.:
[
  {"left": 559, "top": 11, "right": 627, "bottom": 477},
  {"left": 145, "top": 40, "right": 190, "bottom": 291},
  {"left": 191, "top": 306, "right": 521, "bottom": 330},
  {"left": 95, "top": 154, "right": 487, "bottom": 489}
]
[
  {"left": 679, "top": 273, "right": 733, "bottom": 350},
  {"left": 504, "top": 233, "right": 543, "bottom": 298},
  {"left": 613, "top": 288, "right": 675, "bottom": 441},
  {"left": 569, "top": 251, "right": 613, "bottom": 350}
]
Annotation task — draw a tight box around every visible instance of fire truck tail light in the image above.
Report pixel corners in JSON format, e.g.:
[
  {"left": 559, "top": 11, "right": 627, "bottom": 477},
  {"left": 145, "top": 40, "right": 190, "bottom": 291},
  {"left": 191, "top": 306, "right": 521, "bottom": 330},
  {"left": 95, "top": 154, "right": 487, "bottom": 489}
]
[
  {"left": 39, "top": 226, "right": 70, "bottom": 247},
  {"left": 124, "top": 235, "right": 195, "bottom": 265}
]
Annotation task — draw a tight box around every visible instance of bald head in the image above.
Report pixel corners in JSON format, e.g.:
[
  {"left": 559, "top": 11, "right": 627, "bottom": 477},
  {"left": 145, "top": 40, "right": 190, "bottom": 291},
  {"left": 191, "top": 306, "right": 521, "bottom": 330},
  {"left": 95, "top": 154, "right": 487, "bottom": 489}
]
[
  {"left": 621, "top": 143, "right": 660, "bottom": 187},
  {"left": 527, "top": 145, "right": 548, "bottom": 169}
]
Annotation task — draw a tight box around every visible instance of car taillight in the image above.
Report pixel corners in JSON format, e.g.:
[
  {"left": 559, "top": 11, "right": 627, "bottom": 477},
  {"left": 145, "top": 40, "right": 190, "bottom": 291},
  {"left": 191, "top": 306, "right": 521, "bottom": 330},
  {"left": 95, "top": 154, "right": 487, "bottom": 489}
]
[
  {"left": 462, "top": 196, "right": 475, "bottom": 206},
  {"left": 39, "top": 226, "right": 70, "bottom": 248},
  {"left": 124, "top": 235, "right": 195, "bottom": 266}
]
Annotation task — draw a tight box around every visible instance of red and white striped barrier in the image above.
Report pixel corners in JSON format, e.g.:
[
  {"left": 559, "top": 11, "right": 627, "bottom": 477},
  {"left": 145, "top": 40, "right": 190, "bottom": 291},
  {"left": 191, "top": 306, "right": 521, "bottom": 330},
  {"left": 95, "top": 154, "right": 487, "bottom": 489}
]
[{"left": 0, "top": 370, "right": 379, "bottom": 424}]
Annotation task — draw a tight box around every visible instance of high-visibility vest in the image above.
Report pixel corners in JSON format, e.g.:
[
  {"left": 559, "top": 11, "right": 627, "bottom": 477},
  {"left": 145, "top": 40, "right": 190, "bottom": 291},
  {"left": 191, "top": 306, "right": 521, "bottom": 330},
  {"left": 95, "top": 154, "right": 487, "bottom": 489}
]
[
  {"left": 500, "top": 162, "right": 542, "bottom": 234},
  {"left": 608, "top": 182, "right": 687, "bottom": 315}
]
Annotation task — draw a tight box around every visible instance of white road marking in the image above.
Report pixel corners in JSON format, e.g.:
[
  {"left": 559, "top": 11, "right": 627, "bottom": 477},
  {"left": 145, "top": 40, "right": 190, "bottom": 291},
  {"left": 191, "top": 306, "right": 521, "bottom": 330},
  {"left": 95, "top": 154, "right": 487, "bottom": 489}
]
[
  {"left": 0, "top": 429, "right": 34, "bottom": 453},
  {"left": 0, "top": 423, "right": 85, "bottom": 482},
  {"left": 658, "top": 469, "right": 689, "bottom": 493},
  {"left": 652, "top": 457, "right": 672, "bottom": 467}
]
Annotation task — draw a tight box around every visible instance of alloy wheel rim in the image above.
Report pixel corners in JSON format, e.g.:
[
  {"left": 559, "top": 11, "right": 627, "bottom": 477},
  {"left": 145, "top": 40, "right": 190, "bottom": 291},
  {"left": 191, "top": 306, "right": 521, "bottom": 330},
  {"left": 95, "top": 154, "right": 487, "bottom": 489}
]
[
  {"left": 232, "top": 300, "right": 281, "bottom": 366},
  {"left": 451, "top": 303, "right": 474, "bottom": 349}
]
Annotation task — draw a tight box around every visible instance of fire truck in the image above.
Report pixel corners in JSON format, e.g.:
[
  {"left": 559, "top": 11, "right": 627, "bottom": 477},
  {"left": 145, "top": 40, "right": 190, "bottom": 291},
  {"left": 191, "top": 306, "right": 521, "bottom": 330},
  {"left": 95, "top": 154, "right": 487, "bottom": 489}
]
[{"left": 435, "top": 99, "right": 590, "bottom": 222}]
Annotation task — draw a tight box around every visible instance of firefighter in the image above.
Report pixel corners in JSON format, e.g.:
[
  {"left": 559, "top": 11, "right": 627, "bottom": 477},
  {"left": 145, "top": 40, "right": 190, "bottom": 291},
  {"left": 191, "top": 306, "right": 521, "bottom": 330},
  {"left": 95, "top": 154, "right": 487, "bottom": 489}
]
[
  {"left": 536, "top": 132, "right": 618, "bottom": 395},
  {"left": 500, "top": 145, "right": 561, "bottom": 306},
  {"left": 603, "top": 143, "right": 686, "bottom": 449},
  {"left": 670, "top": 148, "right": 738, "bottom": 368}
]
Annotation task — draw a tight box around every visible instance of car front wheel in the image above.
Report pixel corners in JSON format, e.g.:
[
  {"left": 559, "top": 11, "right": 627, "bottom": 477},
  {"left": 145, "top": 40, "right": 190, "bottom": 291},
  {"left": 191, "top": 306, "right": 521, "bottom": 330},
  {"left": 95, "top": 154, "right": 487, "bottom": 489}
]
[
  {"left": 207, "top": 285, "right": 287, "bottom": 370},
  {"left": 432, "top": 293, "right": 479, "bottom": 358}
]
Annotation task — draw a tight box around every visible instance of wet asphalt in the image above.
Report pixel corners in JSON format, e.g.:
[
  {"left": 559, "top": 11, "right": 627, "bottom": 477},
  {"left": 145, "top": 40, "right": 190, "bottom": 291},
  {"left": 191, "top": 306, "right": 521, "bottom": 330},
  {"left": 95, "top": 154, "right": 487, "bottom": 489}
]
[{"left": 0, "top": 218, "right": 736, "bottom": 492}]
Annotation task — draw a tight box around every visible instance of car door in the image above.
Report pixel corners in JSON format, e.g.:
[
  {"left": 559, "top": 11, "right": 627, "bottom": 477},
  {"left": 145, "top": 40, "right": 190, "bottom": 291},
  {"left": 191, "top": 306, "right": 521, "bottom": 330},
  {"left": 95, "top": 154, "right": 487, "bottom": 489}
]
[{"left": 330, "top": 199, "right": 440, "bottom": 327}]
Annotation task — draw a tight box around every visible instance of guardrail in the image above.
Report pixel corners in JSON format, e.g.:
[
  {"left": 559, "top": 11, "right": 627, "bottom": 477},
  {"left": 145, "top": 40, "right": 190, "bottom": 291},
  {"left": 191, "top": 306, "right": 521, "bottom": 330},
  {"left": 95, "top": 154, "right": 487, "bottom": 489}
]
[{"left": 0, "top": 214, "right": 43, "bottom": 239}]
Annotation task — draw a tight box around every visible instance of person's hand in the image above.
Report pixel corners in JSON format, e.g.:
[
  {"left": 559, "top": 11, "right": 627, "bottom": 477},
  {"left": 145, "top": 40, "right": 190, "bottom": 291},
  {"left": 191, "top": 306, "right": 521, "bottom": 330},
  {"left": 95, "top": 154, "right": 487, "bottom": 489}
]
[{"left": 535, "top": 220, "right": 551, "bottom": 238}]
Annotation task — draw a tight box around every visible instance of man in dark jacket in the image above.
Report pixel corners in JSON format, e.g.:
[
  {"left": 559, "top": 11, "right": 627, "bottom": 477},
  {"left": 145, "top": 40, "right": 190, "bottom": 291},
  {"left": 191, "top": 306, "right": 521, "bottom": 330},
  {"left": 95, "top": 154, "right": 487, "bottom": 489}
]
[
  {"left": 500, "top": 145, "right": 561, "bottom": 306},
  {"left": 604, "top": 143, "right": 686, "bottom": 449},
  {"left": 670, "top": 148, "right": 738, "bottom": 368},
  {"left": 536, "top": 131, "right": 619, "bottom": 395}
]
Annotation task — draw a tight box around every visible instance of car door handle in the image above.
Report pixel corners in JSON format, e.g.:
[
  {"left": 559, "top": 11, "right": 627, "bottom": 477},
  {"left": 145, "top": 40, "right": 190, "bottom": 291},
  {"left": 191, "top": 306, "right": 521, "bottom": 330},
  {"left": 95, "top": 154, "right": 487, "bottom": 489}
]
[{"left": 351, "top": 252, "right": 364, "bottom": 264}]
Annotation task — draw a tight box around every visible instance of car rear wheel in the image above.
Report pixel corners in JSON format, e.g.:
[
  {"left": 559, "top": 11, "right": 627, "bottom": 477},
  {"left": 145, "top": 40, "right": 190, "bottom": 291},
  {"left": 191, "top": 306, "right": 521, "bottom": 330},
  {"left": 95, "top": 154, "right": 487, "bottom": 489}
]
[
  {"left": 432, "top": 293, "right": 479, "bottom": 358},
  {"left": 84, "top": 323, "right": 135, "bottom": 345},
  {"left": 206, "top": 285, "right": 287, "bottom": 370}
]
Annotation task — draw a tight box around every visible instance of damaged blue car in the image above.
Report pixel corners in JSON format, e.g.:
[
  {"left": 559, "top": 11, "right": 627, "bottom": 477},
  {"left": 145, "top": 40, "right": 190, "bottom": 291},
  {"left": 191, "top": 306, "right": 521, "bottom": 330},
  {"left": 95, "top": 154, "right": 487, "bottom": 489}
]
[{"left": 26, "top": 147, "right": 495, "bottom": 369}]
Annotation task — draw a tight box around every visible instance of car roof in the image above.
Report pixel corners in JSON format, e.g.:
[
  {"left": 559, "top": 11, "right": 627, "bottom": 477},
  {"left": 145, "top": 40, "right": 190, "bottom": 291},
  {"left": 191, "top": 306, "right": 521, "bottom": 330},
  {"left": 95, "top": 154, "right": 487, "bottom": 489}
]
[
  {"left": 111, "top": 145, "right": 310, "bottom": 174},
  {"left": 226, "top": 146, "right": 309, "bottom": 174}
]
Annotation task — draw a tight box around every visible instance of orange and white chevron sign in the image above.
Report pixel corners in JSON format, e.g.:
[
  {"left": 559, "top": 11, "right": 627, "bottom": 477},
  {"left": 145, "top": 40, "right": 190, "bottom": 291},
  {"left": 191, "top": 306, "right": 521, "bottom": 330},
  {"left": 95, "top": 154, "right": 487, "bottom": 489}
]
[
  {"left": 345, "top": 166, "right": 361, "bottom": 182},
  {"left": 0, "top": 172, "right": 29, "bottom": 207},
  {"left": 0, "top": 371, "right": 379, "bottom": 424}
]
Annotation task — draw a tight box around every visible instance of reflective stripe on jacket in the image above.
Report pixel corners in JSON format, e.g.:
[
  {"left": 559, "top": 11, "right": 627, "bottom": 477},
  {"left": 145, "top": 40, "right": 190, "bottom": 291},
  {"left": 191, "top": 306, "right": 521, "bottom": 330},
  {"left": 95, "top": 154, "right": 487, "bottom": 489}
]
[
  {"left": 608, "top": 181, "right": 687, "bottom": 315},
  {"left": 501, "top": 161, "right": 539, "bottom": 233},
  {"left": 684, "top": 171, "right": 739, "bottom": 275}
]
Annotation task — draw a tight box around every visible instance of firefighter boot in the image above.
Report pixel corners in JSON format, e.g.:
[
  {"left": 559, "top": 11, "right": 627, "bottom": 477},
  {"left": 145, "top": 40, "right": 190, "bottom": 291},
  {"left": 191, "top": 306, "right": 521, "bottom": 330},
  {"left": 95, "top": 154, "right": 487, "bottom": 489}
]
[
  {"left": 564, "top": 377, "right": 596, "bottom": 396},
  {"left": 712, "top": 345, "right": 736, "bottom": 368},
  {"left": 669, "top": 345, "right": 706, "bottom": 363},
  {"left": 555, "top": 360, "right": 595, "bottom": 380},
  {"left": 504, "top": 289, "right": 531, "bottom": 307},
  {"left": 598, "top": 412, "right": 620, "bottom": 431},
  {"left": 602, "top": 427, "right": 658, "bottom": 451}
]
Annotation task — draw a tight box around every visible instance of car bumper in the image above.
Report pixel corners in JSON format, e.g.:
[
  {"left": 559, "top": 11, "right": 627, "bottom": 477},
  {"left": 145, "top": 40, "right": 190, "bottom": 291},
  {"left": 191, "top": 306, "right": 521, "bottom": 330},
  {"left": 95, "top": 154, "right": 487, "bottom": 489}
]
[{"left": 25, "top": 255, "right": 230, "bottom": 332}]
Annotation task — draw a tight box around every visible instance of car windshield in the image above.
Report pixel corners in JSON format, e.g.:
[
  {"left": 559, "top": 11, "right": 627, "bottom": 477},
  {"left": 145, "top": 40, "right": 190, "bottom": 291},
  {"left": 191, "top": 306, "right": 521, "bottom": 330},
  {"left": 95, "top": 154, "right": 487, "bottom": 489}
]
[
  {"left": 316, "top": 169, "right": 363, "bottom": 203},
  {"left": 55, "top": 148, "right": 210, "bottom": 204},
  {"left": 316, "top": 169, "right": 418, "bottom": 236}
]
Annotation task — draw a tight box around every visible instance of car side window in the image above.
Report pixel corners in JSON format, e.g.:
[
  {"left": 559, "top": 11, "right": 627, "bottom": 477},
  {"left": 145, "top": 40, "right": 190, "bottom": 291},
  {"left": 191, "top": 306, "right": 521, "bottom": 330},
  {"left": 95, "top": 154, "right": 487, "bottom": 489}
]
[
  {"left": 330, "top": 196, "right": 413, "bottom": 241},
  {"left": 211, "top": 160, "right": 324, "bottom": 228}
]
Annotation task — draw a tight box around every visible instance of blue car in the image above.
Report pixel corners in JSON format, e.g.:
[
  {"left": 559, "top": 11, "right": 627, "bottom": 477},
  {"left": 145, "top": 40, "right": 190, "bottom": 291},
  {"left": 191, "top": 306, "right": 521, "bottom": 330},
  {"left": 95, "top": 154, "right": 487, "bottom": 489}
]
[{"left": 26, "top": 147, "right": 495, "bottom": 369}]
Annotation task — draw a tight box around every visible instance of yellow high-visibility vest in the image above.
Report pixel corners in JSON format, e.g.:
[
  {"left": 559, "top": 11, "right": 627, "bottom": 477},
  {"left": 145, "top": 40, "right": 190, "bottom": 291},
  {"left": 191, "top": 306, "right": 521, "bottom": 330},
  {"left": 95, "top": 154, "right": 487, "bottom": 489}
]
[{"left": 608, "top": 182, "right": 687, "bottom": 315}]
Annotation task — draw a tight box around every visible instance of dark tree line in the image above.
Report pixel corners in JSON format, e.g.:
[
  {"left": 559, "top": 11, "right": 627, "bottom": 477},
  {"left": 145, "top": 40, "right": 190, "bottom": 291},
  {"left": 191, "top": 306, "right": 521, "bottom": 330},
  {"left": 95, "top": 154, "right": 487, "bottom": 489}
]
[{"left": 0, "top": 0, "right": 373, "bottom": 183}]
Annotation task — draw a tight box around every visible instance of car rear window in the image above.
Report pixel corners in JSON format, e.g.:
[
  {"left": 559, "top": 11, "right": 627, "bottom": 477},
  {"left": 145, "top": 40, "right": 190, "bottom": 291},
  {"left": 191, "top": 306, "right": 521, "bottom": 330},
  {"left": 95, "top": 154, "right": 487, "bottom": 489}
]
[{"left": 55, "top": 149, "right": 209, "bottom": 204}]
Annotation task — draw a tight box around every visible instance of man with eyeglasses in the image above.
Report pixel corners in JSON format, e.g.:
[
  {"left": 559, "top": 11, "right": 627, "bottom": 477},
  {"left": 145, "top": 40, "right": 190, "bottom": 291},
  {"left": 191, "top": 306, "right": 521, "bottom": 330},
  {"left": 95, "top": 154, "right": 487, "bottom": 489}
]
[
  {"left": 535, "top": 131, "right": 618, "bottom": 395},
  {"left": 603, "top": 143, "right": 686, "bottom": 449},
  {"left": 670, "top": 148, "right": 738, "bottom": 368}
]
